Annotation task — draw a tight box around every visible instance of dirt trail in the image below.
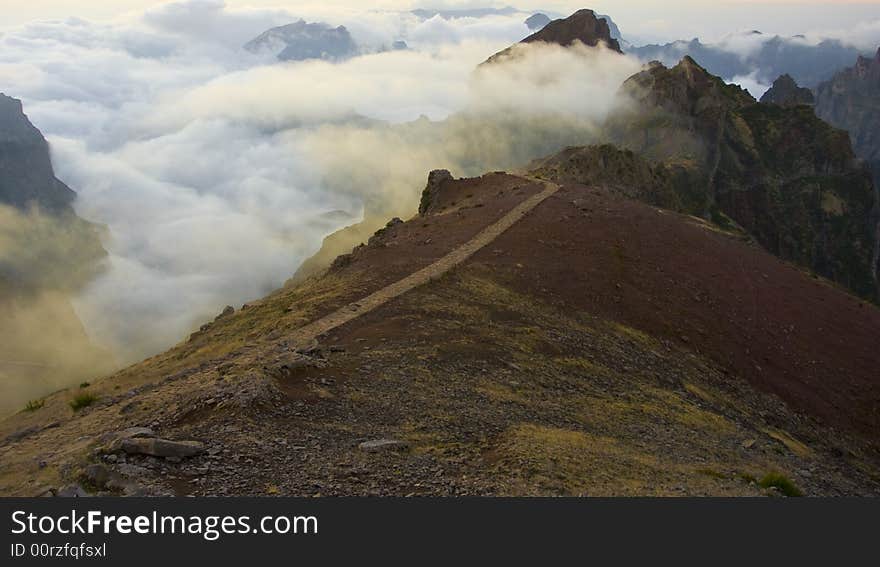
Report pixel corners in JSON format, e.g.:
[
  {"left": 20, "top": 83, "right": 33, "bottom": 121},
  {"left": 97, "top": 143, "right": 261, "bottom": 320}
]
[{"left": 287, "top": 178, "right": 559, "bottom": 346}]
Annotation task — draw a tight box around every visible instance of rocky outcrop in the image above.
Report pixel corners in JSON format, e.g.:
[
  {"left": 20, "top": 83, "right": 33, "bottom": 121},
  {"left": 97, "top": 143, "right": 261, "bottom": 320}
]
[
  {"left": 483, "top": 9, "right": 622, "bottom": 66},
  {"left": 529, "top": 144, "right": 708, "bottom": 216},
  {"left": 760, "top": 74, "right": 815, "bottom": 107},
  {"left": 0, "top": 94, "right": 76, "bottom": 214},
  {"left": 816, "top": 48, "right": 880, "bottom": 170},
  {"left": 603, "top": 57, "right": 879, "bottom": 300},
  {"left": 419, "top": 169, "right": 454, "bottom": 215},
  {"left": 244, "top": 20, "right": 357, "bottom": 62},
  {"left": 0, "top": 94, "right": 106, "bottom": 293}
]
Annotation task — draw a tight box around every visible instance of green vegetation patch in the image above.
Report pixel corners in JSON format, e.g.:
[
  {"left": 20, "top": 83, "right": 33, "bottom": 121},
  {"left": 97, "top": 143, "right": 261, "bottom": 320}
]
[
  {"left": 759, "top": 472, "right": 803, "bottom": 497},
  {"left": 70, "top": 393, "right": 99, "bottom": 412},
  {"left": 24, "top": 399, "right": 45, "bottom": 412}
]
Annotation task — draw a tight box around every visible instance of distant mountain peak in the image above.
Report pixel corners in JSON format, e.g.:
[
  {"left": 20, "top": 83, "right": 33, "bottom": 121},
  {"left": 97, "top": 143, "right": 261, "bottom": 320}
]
[
  {"left": 244, "top": 20, "right": 357, "bottom": 62},
  {"left": 525, "top": 9, "right": 622, "bottom": 53},
  {"left": 760, "top": 74, "right": 815, "bottom": 107},
  {"left": 483, "top": 9, "right": 622, "bottom": 66},
  {"left": 524, "top": 13, "right": 551, "bottom": 31}
]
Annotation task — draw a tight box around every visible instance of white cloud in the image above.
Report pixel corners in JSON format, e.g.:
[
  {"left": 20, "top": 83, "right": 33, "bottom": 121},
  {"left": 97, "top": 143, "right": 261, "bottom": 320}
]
[{"left": 0, "top": 1, "right": 637, "bottom": 364}]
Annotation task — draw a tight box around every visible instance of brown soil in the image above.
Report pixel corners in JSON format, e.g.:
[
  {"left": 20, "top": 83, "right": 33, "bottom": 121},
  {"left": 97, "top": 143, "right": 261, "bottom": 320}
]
[{"left": 474, "top": 183, "right": 880, "bottom": 443}]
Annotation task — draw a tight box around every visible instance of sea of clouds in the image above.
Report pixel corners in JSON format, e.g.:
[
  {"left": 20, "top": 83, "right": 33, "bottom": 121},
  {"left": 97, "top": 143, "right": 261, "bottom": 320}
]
[{"left": 0, "top": 0, "right": 638, "bottom": 364}]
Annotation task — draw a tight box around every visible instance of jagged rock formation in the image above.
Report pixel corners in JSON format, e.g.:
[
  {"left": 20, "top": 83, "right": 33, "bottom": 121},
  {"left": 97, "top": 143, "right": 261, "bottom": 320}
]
[
  {"left": 484, "top": 9, "right": 622, "bottom": 66},
  {"left": 816, "top": 48, "right": 880, "bottom": 174},
  {"left": 244, "top": 21, "right": 357, "bottom": 62},
  {"left": 525, "top": 13, "right": 551, "bottom": 31},
  {"left": 760, "top": 74, "right": 815, "bottom": 107},
  {"left": 602, "top": 57, "right": 878, "bottom": 300},
  {"left": 419, "top": 169, "right": 454, "bottom": 215},
  {"left": 630, "top": 35, "right": 864, "bottom": 88},
  {"left": 0, "top": 94, "right": 76, "bottom": 214}
]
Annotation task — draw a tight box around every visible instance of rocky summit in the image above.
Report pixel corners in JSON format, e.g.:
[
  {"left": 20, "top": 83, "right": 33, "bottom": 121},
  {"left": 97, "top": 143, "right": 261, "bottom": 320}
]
[
  {"left": 483, "top": 9, "right": 622, "bottom": 65},
  {"left": 759, "top": 74, "right": 815, "bottom": 107},
  {"left": 605, "top": 57, "right": 879, "bottom": 301}
]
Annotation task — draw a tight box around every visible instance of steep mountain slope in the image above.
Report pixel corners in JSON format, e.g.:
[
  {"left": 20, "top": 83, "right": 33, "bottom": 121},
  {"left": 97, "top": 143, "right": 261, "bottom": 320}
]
[
  {"left": 815, "top": 48, "right": 880, "bottom": 179},
  {"left": 2, "top": 170, "right": 879, "bottom": 497},
  {"left": 484, "top": 9, "right": 622, "bottom": 66},
  {"left": 0, "top": 94, "right": 75, "bottom": 214},
  {"left": 605, "top": 57, "right": 879, "bottom": 301}
]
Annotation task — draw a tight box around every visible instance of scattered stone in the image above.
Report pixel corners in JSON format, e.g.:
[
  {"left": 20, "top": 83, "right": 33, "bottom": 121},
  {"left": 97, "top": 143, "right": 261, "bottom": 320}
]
[
  {"left": 117, "top": 464, "right": 150, "bottom": 478},
  {"left": 82, "top": 464, "right": 113, "bottom": 488},
  {"left": 6, "top": 426, "right": 40, "bottom": 443},
  {"left": 57, "top": 484, "right": 89, "bottom": 498},
  {"left": 216, "top": 305, "right": 235, "bottom": 320},
  {"left": 358, "top": 439, "right": 410, "bottom": 453},
  {"left": 120, "top": 438, "right": 206, "bottom": 458},
  {"left": 103, "top": 427, "right": 157, "bottom": 453},
  {"left": 741, "top": 439, "right": 757, "bottom": 449},
  {"left": 119, "top": 427, "right": 156, "bottom": 439}
]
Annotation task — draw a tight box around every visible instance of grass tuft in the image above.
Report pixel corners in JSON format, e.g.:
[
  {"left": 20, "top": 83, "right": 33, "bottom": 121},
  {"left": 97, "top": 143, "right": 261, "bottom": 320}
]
[
  {"left": 24, "top": 399, "right": 45, "bottom": 412},
  {"left": 70, "top": 393, "right": 99, "bottom": 412},
  {"left": 759, "top": 472, "right": 803, "bottom": 497}
]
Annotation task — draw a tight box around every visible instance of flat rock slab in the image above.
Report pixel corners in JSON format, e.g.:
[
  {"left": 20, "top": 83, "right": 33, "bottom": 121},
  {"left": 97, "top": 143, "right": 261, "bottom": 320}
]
[
  {"left": 120, "top": 438, "right": 206, "bottom": 458},
  {"left": 358, "top": 439, "right": 410, "bottom": 453}
]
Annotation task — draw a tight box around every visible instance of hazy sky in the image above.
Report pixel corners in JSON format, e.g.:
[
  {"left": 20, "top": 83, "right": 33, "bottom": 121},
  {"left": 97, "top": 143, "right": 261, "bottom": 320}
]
[{"left": 2, "top": 1, "right": 879, "bottom": 43}]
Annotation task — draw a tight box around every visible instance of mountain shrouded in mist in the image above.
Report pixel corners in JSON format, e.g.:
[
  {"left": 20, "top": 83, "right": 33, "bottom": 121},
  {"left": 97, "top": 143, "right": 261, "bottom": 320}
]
[
  {"left": 628, "top": 34, "right": 866, "bottom": 90},
  {"left": 244, "top": 20, "right": 358, "bottom": 62},
  {"left": 484, "top": 8, "right": 622, "bottom": 65},
  {"left": 0, "top": 94, "right": 76, "bottom": 214},
  {"left": 0, "top": 94, "right": 109, "bottom": 415}
]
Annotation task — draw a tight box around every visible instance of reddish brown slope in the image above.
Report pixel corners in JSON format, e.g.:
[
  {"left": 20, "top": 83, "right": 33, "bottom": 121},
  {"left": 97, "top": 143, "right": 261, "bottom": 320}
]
[{"left": 470, "top": 183, "right": 880, "bottom": 441}]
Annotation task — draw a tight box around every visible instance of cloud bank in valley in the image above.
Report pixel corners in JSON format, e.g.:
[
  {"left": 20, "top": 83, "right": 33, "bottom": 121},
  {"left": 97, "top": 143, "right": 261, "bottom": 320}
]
[{"left": 0, "top": 1, "right": 638, "bottom": 365}]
